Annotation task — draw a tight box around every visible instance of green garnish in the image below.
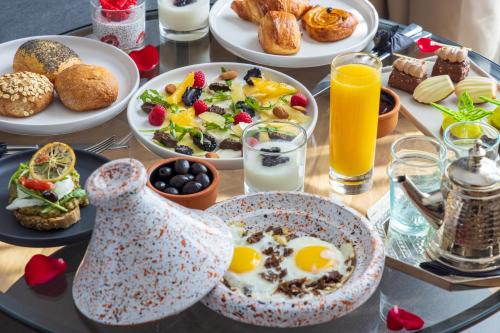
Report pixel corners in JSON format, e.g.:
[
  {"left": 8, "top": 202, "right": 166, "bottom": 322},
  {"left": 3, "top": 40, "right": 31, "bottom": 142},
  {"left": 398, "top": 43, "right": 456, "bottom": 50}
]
[
  {"left": 244, "top": 97, "right": 275, "bottom": 112},
  {"left": 139, "top": 89, "right": 169, "bottom": 108},
  {"left": 16, "top": 182, "right": 68, "bottom": 213},
  {"left": 8, "top": 162, "right": 28, "bottom": 190},
  {"left": 41, "top": 188, "right": 87, "bottom": 214},
  {"left": 203, "top": 91, "right": 232, "bottom": 103},
  {"left": 431, "top": 92, "right": 493, "bottom": 121},
  {"left": 480, "top": 96, "right": 500, "bottom": 106}
]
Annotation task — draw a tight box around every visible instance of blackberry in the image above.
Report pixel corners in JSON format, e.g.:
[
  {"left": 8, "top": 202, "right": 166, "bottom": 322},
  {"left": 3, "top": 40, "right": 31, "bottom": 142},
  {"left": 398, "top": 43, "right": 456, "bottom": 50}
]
[
  {"left": 192, "top": 132, "right": 217, "bottom": 152},
  {"left": 235, "top": 101, "right": 256, "bottom": 117},
  {"left": 208, "top": 82, "right": 230, "bottom": 92},
  {"left": 262, "top": 155, "right": 290, "bottom": 167},
  {"left": 244, "top": 67, "right": 262, "bottom": 85},
  {"left": 260, "top": 147, "right": 281, "bottom": 153},
  {"left": 175, "top": 145, "right": 194, "bottom": 155},
  {"left": 182, "top": 87, "right": 202, "bottom": 106},
  {"left": 208, "top": 105, "right": 226, "bottom": 115}
]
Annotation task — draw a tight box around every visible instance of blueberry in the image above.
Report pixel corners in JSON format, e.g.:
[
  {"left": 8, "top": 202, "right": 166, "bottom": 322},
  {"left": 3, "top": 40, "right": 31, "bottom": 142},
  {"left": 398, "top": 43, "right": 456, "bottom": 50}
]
[
  {"left": 154, "top": 181, "right": 167, "bottom": 191},
  {"left": 186, "top": 173, "right": 195, "bottom": 181},
  {"left": 190, "top": 162, "right": 208, "bottom": 175},
  {"left": 195, "top": 173, "right": 211, "bottom": 188},
  {"left": 174, "top": 160, "right": 190, "bottom": 174},
  {"left": 158, "top": 166, "right": 173, "bottom": 178},
  {"left": 169, "top": 175, "right": 190, "bottom": 189},
  {"left": 164, "top": 187, "right": 179, "bottom": 195},
  {"left": 182, "top": 181, "right": 203, "bottom": 194}
]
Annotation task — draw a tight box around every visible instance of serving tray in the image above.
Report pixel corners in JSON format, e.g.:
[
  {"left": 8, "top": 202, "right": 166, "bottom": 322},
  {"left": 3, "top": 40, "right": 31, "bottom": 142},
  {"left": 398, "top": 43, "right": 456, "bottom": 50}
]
[{"left": 367, "top": 193, "right": 500, "bottom": 291}]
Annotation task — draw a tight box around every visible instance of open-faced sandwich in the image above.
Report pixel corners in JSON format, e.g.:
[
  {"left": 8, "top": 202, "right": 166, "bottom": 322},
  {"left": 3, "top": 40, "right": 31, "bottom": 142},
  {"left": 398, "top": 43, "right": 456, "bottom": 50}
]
[{"left": 6, "top": 142, "right": 88, "bottom": 230}]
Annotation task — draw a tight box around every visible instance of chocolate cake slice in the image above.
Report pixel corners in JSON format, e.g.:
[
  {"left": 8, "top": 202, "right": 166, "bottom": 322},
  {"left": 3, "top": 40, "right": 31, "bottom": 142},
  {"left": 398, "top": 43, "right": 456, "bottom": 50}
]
[
  {"left": 431, "top": 46, "right": 470, "bottom": 82},
  {"left": 388, "top": 57, "right": 428, "bottom": 94}
]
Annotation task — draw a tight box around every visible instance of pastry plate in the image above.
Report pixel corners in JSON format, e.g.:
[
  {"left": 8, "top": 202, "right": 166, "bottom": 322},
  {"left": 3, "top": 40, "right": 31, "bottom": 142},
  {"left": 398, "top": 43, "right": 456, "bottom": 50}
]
[
  {"left": 127, "top": 62, "right": 318, "bottom": 170},
  {"left": 0, "top": 35, "right": 140, "bottom": 135},
  {"left": 382, "top": 56, "right": 500, "bottom": 140},
  {"left": 0, "top": 149, "right": 109, "bottom": 247},
  {"left": 209, "top": 0, "right": 378, "bottom": 68}
]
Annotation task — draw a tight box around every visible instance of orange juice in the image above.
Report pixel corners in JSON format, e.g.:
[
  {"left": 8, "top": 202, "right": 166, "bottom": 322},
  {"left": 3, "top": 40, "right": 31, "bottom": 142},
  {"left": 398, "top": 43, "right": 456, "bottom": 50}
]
[{"left": 330, "top": 63, "right": 381, "bottom": 177}]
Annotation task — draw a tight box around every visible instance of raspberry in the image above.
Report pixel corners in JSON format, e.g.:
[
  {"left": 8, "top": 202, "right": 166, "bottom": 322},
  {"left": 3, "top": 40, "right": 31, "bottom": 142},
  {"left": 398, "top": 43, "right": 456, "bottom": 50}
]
[
  {"left": 193, "top": 70, "right": 206, "bottom": 88},
  {"left": 148, "top": 105, "right": 166, "bottom": 126},
  {"left": 193, "top": 100, "right": 209, "bottom": 116},
  {"left": 246, "top": 137, "right": 259, "bottom": 147},
  {"left": 290, "top": 93, "right": 308, "bottom": 108},
  {"left": 234, "top": 112, "right": 253, "bottom": 125}
]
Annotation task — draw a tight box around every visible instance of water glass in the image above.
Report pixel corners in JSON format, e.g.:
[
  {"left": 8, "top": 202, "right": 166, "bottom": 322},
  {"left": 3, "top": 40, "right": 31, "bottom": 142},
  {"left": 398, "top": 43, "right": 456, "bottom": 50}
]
[
  {"left": 158, "top": 0, "right": 210, "bottom": 41},
  {"left": 243, "top": 121, "right": 307, "bottom": 194},
  {"left": 443, "top": 121, "right": 500, "bottom": 160},
  {"left": 388, "top": 136, "right": 447, "bottom": 236},
  {"left": 91, "top": 0, "right": 146, "bottom": 51}
]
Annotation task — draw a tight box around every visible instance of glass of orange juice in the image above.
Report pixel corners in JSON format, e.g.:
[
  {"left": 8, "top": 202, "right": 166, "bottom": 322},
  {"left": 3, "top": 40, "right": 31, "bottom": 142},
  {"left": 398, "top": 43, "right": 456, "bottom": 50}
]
[{"left": 329, "top": 52, "right": 382, "bottom": 194}]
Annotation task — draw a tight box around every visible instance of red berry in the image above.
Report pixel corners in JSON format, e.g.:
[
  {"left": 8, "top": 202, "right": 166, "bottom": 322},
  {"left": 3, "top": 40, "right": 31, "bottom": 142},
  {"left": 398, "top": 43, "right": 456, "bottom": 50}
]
[
  {"left": 290, "top": 93, "right": 308, "bottom": 108},
  {"left": 247, "top": 137, "right": 259, "bottom": 147},
  {"left": 193, "top": 99, "right": 209, "bottom": 116},
  {"left": 234, "top": 112, "right": 252, "bottom": 125},
  {"left": 148, "top": 105, "right": 166, "bottom": 126},
  {"left": 193, "top": 70, "right": 206, "bottom": 88}
]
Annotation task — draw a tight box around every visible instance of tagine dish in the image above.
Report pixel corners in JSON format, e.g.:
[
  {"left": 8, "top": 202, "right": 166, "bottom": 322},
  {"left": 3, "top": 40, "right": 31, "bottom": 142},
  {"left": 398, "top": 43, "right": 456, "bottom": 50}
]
[{"left": 128, "top": 62, "right": 318, "bottom": 169}]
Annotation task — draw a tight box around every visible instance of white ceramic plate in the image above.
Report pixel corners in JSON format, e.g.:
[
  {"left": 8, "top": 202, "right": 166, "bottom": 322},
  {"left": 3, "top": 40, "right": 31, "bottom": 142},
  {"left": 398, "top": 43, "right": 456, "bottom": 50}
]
[
  {"left": 382, "top": 56, "right": 500, "bottom": 139},
  {"left": 127, "top": 62, "right": 318, "bottom": 170},
  {"left": 0, "top": 35, "right": 139, "bottom": 135},
  {"left": 209, "top": 0, "right": 378, "bottom": 68}
]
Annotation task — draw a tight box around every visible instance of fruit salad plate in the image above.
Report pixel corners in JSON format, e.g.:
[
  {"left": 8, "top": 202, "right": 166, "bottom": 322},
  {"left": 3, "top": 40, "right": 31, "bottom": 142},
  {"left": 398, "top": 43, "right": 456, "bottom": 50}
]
[
  {"left": 209, "top": 0, "right": 378, "bottom": 68},
  {"left": 127, "top": 62, "right": 318, "bottom": 169},
  {"left": 0, "top": 35, "right": 139, "bottom": 135},
  {"left": 382, "top": 56, "right": 500, "bottom": 139}
]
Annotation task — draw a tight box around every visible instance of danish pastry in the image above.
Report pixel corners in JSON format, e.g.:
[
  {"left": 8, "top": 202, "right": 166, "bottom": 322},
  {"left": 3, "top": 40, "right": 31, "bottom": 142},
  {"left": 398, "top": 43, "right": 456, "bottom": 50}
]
[
  {"left": 231, "top": 0, "right": 311, "bottom": 24},
  {"left": 258, "top": 11, "right": 301, "bottom": 55},
  {"left": 302, "top": 6, "right": 358, "bottom": 42}
]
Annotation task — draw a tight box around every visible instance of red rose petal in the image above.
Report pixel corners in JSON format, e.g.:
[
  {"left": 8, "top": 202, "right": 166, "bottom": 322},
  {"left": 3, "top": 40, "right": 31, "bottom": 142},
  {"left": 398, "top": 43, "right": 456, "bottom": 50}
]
[
  {"left": 129, "top": 44, "right": 159, "bottom": 78},
  {"left": 416, "top": 37, "right": 442, "bottom": 53},
  {"left": 387, "top": 306, "right": 425, "bottom": 331},
  {"left": 24, "top": 254, "right": 67, "bottom": 287}
]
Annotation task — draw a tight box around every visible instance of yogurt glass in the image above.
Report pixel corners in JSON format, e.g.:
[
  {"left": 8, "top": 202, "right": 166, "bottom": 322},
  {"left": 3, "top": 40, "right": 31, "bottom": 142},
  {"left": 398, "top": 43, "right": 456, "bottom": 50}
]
[
  {"left": 243, "top": 121, "right": 307, "bottom": 194},
  {"left": 158, "top": 0, "right": 210, "bottom": 41}
]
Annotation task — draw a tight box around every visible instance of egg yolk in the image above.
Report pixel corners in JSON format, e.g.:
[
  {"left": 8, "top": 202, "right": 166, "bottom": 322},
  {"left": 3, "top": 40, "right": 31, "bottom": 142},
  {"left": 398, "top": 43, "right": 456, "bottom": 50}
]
[
  {"left": 295, "top": 246, "right": 336, "bottom": 273},
  {"left": 229, "top": 246, "right": 262, "bottom": 273}
]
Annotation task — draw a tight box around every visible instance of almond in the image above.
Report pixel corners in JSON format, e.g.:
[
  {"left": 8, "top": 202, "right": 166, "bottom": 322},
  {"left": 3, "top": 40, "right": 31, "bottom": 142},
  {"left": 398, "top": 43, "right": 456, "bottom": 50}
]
[
  {"left": 165, "top": 84, "right": 176, "bottom": 95},
  {"left": 292, "top": 105, "right": 307, "bottom": 114},
  {"left": 205, "top": 152, "right": 220, "bottom": 159},
  {"left": 272, "top": 106, "right": 289, "bottom": 119},
  {"left": 219, "top": 70, "right": 238, "bottom": 81}
]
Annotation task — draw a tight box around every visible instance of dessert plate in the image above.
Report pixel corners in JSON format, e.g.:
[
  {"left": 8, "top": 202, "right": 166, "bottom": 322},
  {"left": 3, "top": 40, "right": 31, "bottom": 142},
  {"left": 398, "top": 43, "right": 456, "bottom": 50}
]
[
  {"left": 0, "top": 149, "right": 109, "bottom": 247},
  {"left": 382, "top": 56, "right": 500, "bottom": 139},
  {"left": 202, "top": 191, "right": 385, "bottom": 327},
  {"left": 209, "top": 0, "right": 378, "bottom": 68},
  {"left": 0, "top": 35, "right": 139, "bottom": 135},
  {"left": 127, "top": 62, "right": 318, "bottom": 170}
]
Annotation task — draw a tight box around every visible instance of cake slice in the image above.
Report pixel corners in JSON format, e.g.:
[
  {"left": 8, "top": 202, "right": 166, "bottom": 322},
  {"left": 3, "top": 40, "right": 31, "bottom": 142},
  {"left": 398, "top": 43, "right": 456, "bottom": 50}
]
[
  {"left": 431, "top": 46, "right": 470, "bottom": 82},
  {"left": 388, "top": 57, "right": 428, "bottom": 94}
]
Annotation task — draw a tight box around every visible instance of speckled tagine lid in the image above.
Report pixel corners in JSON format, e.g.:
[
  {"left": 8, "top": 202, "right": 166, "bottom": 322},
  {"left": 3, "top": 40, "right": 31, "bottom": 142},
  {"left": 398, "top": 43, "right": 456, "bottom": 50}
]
[{"left": 72, "top": 159, "right": 233, "bottom": 326}]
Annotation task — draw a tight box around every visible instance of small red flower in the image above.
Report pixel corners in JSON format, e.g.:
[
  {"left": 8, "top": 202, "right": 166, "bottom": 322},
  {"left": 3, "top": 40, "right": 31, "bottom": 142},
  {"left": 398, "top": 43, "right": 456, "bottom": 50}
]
[
  {"left": 100, "top": 34, "right": 120, "bottom": 47},
  {"left": 387, "top": 306, "right": 424, "bottom": 331},
  {"left": 25, "top": 254, "right": 67, "bottom": 287},
  {"left": 234, "top": 112, "right": 252, "bottom": 125}
]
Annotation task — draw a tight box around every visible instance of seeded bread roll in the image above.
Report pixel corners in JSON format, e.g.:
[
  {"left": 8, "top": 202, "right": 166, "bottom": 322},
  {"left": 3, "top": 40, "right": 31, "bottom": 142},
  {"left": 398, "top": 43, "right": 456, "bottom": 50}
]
[
  {"left": 13, "top": 39, "right": 81, "bottom": 83},
  {"left": 0, "top": 72, "right": 54, "bottom": 118},
  {"left": 55, "top": 64, "right": 118, "bottom": 112}
]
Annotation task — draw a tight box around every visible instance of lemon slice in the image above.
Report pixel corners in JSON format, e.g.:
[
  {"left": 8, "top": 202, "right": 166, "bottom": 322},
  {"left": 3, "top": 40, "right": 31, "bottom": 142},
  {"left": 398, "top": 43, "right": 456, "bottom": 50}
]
[
  {"left": 450, "top": 123, "right": 483, "bottom": 139},
  {"left": 29, "top": 142, "right": 76, "bottom": 182},
  {"left": 488, "top": 106, "right": 500, "bottom": 130}
]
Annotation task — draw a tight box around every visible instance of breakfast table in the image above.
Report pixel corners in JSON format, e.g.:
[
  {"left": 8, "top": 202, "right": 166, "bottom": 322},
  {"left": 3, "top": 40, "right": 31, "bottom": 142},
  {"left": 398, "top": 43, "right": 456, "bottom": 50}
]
[{"left": 0, "top": 9, "right": 499, "bottom": 333}]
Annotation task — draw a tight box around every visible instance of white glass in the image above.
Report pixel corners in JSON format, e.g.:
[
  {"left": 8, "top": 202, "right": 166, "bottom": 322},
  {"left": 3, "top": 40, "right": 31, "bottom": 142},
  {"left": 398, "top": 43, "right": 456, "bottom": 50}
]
[
  {"left": 158, "top": 0, "right": 209, "bottom": 41},
  {"left": 243, "top": 121, "right": 307, "bottom": 194}
]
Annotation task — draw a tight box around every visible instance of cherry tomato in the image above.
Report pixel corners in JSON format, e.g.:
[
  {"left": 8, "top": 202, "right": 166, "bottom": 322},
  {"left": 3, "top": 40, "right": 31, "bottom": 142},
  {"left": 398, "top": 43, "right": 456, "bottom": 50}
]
[{"left": 19, "top": 176, "right": 55, "bottom": 191}]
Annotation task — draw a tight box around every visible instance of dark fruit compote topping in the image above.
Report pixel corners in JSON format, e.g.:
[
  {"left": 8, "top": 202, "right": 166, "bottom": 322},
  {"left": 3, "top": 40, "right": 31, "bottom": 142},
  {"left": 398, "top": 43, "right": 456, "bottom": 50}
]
[
  {"left": 260, "top": 147, "right": 290, "bottom": 167},
  {"left": 174, "top": 0, "right": 196, "bottom": 7},
  {"left": 151, "top": 160, "right": 213, "bottom": 195},
  {"left": 379, "top": 90, "right": 395, "bottom": 115}
]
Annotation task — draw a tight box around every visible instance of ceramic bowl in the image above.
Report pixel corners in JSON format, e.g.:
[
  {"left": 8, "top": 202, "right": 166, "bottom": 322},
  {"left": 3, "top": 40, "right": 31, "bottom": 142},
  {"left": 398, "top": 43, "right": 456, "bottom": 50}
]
[
  {"left": 377, "top": 87, "right": 400, "bottom": 138},
  {"left": 147, "top": 157, "right": 220, "bottom": 210},
  {"left": 202, "top": 192, "right": 385, "bottom": 327}
]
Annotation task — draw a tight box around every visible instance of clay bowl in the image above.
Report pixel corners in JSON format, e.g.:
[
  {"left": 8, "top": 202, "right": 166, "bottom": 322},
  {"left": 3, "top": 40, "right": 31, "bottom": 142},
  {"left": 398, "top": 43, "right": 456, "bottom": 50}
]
[
  {"left": 377, "top": 87, "right": 400, "bottom": 138},
  {"left": 202, "top": 192, "right": 385, "bottom": 327},
  {"left": 147, "top": 157, "right": 220, "bottom": 210}
]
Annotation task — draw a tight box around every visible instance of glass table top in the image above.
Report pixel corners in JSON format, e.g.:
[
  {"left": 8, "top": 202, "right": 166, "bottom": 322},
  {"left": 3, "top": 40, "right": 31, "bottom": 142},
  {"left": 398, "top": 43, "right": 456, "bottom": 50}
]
[{"left": 0, "top": 10, "right": 499, "bottom": 333}]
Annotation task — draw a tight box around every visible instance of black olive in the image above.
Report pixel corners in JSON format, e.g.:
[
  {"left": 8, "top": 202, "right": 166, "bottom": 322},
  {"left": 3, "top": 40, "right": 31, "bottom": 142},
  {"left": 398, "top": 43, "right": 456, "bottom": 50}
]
[
  {"left": 164, "top": 187, "right": 179, "bottom": 195},
  {"left": 174, "top": 160, "right": 190, "bottom": 174},
  {"left": 186, "top": 173, "right": 195, "bottom": 181},
  {"left": 158, "top": 166, "right": 173, "bottom": 178},
  {"left": 190, "top": 162, "right": 208, "bottom": 175},
  {"left": 41, "top": 190, "right": 58, "bottom": 202},
  {"left": 169, "top": 175, "right": 190, "bottom": 189},
  {"left": 195, "top": 173, "right": 211, "bottom": 188},
  {"left": 154, "top": 181, "right": 167, "bottom": 191},
  {"left": 182, "top": 181, "right": 203, "bottom": 194}
]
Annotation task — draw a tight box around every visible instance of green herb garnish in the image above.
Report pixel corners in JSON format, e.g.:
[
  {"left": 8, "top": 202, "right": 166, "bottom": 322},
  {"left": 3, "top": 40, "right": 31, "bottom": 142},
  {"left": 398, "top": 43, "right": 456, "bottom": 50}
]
[
  {"left": 8, "top": 162, "right": 28, "bottom": 190},
  {"left": 431, "top": 92, "right": 493, "bottom": 121},
  {"left": 204, "top": 91, "right": 232, "bottom": 103},
  {"left": 16, "top": 182, "right": 68, "bottom": 212},
  {"left": 139, "top": 89, "right": 169, "bottom": 108}
]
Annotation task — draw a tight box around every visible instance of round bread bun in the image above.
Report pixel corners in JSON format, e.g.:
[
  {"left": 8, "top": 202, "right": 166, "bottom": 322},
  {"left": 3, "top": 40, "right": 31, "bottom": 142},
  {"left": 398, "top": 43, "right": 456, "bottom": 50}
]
[
  {"left": 55, "top": 64, "right": 119, "bottom": 112},
  {"left": 13, "top": 39, "right": 81, "bottom": 83},
  {"left": 0, "top": 71, "right": 54, "bottom": 118}
]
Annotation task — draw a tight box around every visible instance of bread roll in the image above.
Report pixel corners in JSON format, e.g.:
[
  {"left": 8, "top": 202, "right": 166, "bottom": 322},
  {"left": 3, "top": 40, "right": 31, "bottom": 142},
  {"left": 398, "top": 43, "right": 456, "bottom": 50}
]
[
  {"left": 231, "top": 0, "right": 311, "bottom": 23},
  {"left": 13, "top": 39, "right": 81, "bottom": 82},
  {"left": 258, "top": 11, "right": 301, "bottom": 55},
  {"left": 0, "top": 71, "right": 53, "bottom": 118},
  {"left": 55, "top": 64, "right": 118, "bottom": 112}
]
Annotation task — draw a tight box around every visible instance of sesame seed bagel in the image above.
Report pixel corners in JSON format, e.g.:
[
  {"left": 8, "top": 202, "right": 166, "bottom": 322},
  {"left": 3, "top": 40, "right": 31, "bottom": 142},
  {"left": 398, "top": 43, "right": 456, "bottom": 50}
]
[{"left": 13, "top": 39, "right": 81, "bottom": 82}]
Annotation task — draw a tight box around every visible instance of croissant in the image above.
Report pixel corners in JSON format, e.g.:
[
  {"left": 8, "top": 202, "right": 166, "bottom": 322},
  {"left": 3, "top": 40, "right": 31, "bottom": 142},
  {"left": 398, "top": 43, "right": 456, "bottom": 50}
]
[
  {"left": 302, "top": 6, "right": 358, "bottom": 42},
  {"left": 258, "top": 11, "right": 301, "bottom": 55},
  {"left": 231, "top": 0, "right": 311, "bottom": 24}
]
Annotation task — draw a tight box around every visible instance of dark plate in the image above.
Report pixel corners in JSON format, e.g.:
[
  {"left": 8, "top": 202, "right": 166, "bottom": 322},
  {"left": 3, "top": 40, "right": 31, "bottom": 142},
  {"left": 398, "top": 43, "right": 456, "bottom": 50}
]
[{"left": 0, "top": 149, "right": 109, "bottom": 247}]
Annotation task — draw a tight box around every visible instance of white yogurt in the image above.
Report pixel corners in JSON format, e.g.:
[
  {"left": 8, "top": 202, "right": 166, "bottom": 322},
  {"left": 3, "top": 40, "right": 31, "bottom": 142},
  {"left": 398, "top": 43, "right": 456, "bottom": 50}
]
[{"left": 158, "top": 0, "right": 209, "bottom": 32}]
